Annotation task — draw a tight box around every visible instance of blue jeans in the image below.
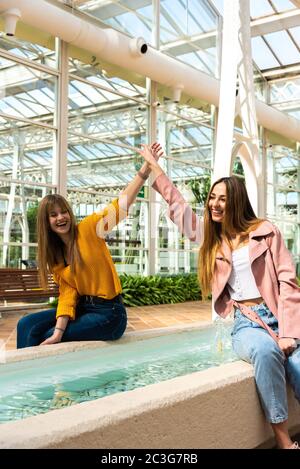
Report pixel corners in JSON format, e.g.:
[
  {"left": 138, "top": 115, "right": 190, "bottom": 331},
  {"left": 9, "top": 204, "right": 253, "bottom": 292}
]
[
  {"left": 17, "top": 296, "right": 127, "bottom": 349},
  {"left": 231, "top": 303, "right": 300, "bottom": 423}
]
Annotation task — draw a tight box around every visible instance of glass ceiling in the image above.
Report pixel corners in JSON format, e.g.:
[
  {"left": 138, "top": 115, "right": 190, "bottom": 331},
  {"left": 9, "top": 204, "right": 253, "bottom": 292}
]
[
  {"left": 60, "top": 0, "right": 300, "bottom": 75},
  {"left": 0, "top": 1, "right": 299, "bottom": 189}
]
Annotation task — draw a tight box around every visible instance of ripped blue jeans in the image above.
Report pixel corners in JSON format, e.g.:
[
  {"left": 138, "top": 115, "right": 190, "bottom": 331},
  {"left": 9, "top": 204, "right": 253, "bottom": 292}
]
[{"left": 231, "top": 303, "right": 300, "bottom": 423}]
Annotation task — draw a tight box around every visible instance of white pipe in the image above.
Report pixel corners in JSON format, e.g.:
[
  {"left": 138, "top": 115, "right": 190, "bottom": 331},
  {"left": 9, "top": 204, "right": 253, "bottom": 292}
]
[
  {"left": 1, "top": 7, "right": 20, "bottom": 35},
  {"left": 0, "top": 0, "right": 300, "bottom": 143}
]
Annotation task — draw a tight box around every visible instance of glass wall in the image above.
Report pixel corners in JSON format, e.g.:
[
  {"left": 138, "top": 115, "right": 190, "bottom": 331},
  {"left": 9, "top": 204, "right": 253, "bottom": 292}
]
[
  {"left": 0, "top": 36, "right": 58, "bottom": 267},
  {"left": 67, "top": 57, "right": 149, "bottom": 274},
  {"left": 155, "top": 104, "right": 213, "bottom": 273},
  {"left": 266, "top": 144, "right": 300, "bottom": 273},
  {"left": 267, "top": 76, "right": 300, "bottom": 271}
]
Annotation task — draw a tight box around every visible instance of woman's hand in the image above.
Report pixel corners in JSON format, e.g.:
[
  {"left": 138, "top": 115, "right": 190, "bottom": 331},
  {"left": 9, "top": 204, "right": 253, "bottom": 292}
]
[
  {"left": 139, "top": 143, "right": 160, "bottom": 167},
  {"left": 278, "top": 337, "right": 297, "bottom": 357},
  {"left": 150, "top": 142, "right": 164, "bottom": 162},
  {"left": 139, "top": 143, "right": 164, "bottom": 177},
  {"left": 40, "top": 329, "right": 64, "bottom": 345}
]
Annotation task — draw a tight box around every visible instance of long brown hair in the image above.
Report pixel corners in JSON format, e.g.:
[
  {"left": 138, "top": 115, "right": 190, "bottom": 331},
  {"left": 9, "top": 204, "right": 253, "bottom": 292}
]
[
  {"left": 198, "top": 176, "right": 263, "bottom": 298},
  {"left": 37, "top": 194, "right": 82, "bottom": 288}
]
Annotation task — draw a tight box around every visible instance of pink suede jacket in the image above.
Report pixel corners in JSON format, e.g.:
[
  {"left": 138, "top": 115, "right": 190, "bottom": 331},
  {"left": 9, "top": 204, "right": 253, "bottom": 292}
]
[{"left": 153, "top": 173, "right": 300, "bottom": 339}]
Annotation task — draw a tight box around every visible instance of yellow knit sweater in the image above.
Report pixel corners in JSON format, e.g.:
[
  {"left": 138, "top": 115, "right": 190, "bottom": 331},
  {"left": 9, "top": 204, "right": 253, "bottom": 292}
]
[{"left": 52, "top": 198, "right": 126, "bottom": 320}]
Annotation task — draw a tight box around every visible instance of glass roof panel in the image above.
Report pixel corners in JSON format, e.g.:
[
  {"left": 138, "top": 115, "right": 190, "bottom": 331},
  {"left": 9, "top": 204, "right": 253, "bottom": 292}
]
[
  {"left": 1, "top": 95, "right": 35, "bottom": 118},
  {"left": 251, "top": 36, "right": 280, "bottom": 69},
  {"left": 210, "top": 0, "right": 223, "bottom": 15},
  {"left": 289, "top": 26, "right": 300, "bottom": 47},
  {"left": 175, "top": 50, "right": 214, "bottom": 74},
  {"left": 264, "top": 30, "right": 300, "bottom": 66},
  {"left": 160, "top": 0, "right": 191, "bottom": 36},
  {"left": 0, "top": 57, "right": 56, "bottom": 122},
  {"left": 186, "top": 126, "right": 211, "bottom": 144},
  {"left": 159, "top": 12, "right": 180, "bottom": 43},
  {"left": 289, "top": 110, "right": 300, "bottom": 119},
  {"left": 249, "top": 0, "right": 275, "bottom": 18},
  {"left": 160, "top": 0, "right": 218, "bottom": 45},
  {"left": 69, "top": 83, "right": 91, "bottom": 107},
  {"left": 162, "top": 0, "right": 217, "bottom": 33},
  {"left": 269, "top": 0, "right": 296, "bottom": 12},
  {"left": 106, "top": 13, "right": 152, "bottom": 43},
  {"left": 0, "top": 34, "right": 57, "bottom": 69},
  {"left": 15, "top": 92, "right": 50, "bottom": 115},
  {"left": 69, "top": 58, "right": 147, "bottom": 100},
  {"left": 26, "top": 152, "right": 51, "bottom": 166},
  {"left": 209, "top": 0, "right": 299, "bottom": 72},
  {"left": 189, "top": 0, "right": 218, "bottom": 31}
]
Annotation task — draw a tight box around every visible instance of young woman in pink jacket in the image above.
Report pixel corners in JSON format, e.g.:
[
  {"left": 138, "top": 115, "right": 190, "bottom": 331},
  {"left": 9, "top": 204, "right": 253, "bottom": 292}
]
[{"left": 140, "top": 144, "right": 300, "bottom": 450}]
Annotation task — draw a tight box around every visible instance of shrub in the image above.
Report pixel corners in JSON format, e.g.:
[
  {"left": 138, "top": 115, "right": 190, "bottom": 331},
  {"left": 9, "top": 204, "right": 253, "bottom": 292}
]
[
  {"left": 49, "top": 273, "right": 201, "bottom": 307},
  {"left": 120, "top": 273, "right": 201, "bottom": 307}
]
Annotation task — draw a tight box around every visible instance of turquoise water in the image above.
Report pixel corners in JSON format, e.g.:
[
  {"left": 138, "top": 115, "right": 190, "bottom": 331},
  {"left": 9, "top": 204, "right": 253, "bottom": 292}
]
[{"left": 0, "top": 324, "right": 236, "bottom": 423}]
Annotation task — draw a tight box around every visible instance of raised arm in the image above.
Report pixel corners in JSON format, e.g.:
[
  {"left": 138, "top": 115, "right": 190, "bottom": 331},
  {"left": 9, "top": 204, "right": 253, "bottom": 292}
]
[
  {"left": 139, "top": 145, "right": 203, "bottom": 245},
  {"left": 118, "top": 142, "right": 163, "bottom": 216},
  {"left": 95, "top": 143, "right": 163, "bottom": 238}
]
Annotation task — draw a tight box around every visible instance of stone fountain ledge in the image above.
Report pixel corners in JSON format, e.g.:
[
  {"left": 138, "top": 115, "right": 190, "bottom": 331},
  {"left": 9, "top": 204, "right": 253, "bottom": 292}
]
[
  {"left": 1, "top": 321, "right": 299, "bottom": 449},
  {"left": 3, "top": 320, "right": 213, "bottom": 363}
]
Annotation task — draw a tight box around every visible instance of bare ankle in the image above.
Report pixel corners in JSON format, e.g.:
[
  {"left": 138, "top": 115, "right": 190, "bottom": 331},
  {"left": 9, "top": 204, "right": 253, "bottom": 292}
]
[{"left": 271, "top": 420, "right": 293, "bottom": 449}]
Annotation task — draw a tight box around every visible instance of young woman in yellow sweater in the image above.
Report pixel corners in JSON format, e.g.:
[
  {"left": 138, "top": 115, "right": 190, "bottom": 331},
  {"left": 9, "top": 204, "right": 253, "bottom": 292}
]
[{"left": 17, "top": 143, "right": 162, "bottom": 348}]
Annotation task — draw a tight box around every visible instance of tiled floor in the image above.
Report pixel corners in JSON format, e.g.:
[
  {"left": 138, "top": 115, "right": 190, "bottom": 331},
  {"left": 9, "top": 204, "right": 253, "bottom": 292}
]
[{"left": 0, "top": 300, "right": 212, "bottom": 350}]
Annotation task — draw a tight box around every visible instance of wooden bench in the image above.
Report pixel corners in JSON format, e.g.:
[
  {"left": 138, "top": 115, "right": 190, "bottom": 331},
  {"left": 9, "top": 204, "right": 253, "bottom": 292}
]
[{"left": 0, "top": 268, "right": 58, "bottom": 310}]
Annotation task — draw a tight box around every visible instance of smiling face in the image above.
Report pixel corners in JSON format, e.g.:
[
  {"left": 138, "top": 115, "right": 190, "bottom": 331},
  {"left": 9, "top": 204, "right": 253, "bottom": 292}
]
[
  {"left": 48, "top": 204, "right": 71, "bottom": 239},
  {"left": 208, "top": 182, "right": 226, "bottom": 223}
]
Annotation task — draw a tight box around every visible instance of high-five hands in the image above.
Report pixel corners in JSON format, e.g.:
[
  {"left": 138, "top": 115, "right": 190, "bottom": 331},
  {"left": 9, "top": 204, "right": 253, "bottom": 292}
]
[{"left": 139, "top": 142, "right": 163, "bottom": 169}]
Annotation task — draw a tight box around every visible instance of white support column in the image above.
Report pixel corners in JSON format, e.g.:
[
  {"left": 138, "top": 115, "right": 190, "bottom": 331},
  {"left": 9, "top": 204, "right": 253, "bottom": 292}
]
[
  {"left": 53, "top": 39, "right": 68, "bottom": 196},
  {"left": 213, "top": 0, "right": 239, "bottom": 181},
  {"left": 19, "top": 137, "right": 29, "bottom": 261},
  {"left": 184, "top": 238, "right": 190, "bottom": 273},
  {"left": 237, "top": 0, "right": 260, "bottom": 215},
  {"left": 259, "top": 126, "right": 267, "bottom": 218},
  {"left": 147, "top": 0, "right": 160, "bottom": 275},
  {"left": 2, "top": 138, "right": 19, "bottom": 266},
  {"left": 213, "top": 0, "right": 261, "bottom": 215},
  {"left": 147, "top": 79, "right": 158, "bottom": 276}
]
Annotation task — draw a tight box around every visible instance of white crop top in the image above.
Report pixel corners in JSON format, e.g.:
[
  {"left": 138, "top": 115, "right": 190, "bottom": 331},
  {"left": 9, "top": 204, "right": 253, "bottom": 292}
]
[{"left": 227, "top": 245, "right": 261, "bottom": 301}]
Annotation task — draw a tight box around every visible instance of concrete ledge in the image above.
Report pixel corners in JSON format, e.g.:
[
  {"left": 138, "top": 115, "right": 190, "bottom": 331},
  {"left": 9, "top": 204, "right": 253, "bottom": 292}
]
[
  {"left": 4, "top": 321, "right": 213, "bottom": 364},
  {"left": 0, "top": 359, "right": 299, "bottom": 449},
  {"left": 1, "top": 323, "right": 299, "bottom": 449}
]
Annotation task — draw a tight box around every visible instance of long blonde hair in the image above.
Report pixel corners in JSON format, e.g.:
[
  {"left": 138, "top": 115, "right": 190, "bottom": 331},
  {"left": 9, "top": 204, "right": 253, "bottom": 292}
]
[
  {"left": 198, "top": 176, "right": 263, "bottom": 298},
  {"left": 37, "top": 194, "right": 82, "bottom": 288}
]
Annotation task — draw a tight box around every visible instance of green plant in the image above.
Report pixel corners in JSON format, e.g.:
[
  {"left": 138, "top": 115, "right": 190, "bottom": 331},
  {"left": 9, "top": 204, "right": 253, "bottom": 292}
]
[
  {"left": 233, "top": 158, "right": 245, "bottom": 176},
  {"left": 48, "top": 273, "right": 201, "bottom": 307},
  {"left": 119, "top": 273, "right": 201, "bottom": 307},
  {"left": 188, "top": 176, "right": 211, "bottom": 206},
  {"left": 27, "top": 202, "right": 39, "bottom": 243}
]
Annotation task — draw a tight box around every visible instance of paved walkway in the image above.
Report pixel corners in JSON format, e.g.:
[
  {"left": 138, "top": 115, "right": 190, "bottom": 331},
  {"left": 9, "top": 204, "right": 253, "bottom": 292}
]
[{"left": 0, "top": 301, "right": 212, "bottom": 350}]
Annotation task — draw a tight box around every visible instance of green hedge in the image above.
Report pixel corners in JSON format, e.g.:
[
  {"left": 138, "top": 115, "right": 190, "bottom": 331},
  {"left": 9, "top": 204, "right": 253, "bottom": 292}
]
[
  {"left": 49, "top": 273, "right": 201, "bottom": 308},
  {"left": 120, "top": 273, "right": 201, "bottom": 307}
]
